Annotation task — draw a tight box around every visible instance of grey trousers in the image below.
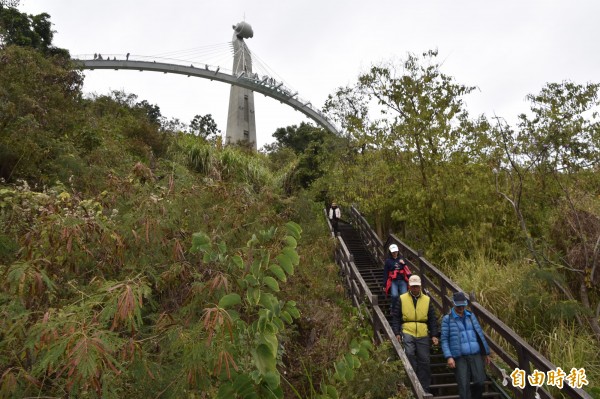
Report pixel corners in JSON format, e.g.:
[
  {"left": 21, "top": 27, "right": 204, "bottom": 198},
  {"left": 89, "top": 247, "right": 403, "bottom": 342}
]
[
  {"left": 454, "top": 355, "right": 486, "bottom": 399},
  {"left": 403, "top": 333, "right": 431, "bottom": 392}
]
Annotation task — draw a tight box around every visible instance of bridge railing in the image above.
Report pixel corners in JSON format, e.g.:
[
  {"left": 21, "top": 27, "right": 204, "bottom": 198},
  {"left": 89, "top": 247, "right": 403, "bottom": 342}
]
[
  {"left": 343, "top": 205, "right": 591, "bottom": 399},
  {"left": 74, "top": 53, "right": 235, "bottom": 75}
]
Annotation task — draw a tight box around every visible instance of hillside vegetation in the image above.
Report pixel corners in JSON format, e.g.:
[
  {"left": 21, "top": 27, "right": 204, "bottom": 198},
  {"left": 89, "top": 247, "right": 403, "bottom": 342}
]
[
  {"left": 0, "top": 12, "right": 407, "bottom": 398},
  {"left": 2, "top": 3, "right": 600, "bottom": 398},
  {"left": 309, "top": 51, "right": 600, "bottom": 397}
]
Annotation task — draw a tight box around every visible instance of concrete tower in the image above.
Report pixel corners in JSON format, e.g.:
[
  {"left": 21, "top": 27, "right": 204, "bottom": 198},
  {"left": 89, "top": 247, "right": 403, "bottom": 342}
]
[{"left": 226, "top": 21, "right": 256, "bottom": 149}]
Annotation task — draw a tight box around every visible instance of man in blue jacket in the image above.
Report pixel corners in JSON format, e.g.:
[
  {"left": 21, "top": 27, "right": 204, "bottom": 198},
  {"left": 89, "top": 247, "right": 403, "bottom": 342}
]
[{"left": 441, "top": 292, "right": 491, "bottom": 399}]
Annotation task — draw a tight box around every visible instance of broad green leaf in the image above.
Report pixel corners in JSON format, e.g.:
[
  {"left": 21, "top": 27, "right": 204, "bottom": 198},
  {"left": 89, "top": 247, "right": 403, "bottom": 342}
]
[
  {"left": 247, "top": 234, "right": 258, "bottom": 248},
  {"left": 333, "top": 361, "right": 346, "bottom": 382},
  {"left": 263, "top": 276, "right": 280, "bottom": 292},
  {"left": 251, "top": 258, "right": 261, "bottom": 277},
  {"left": 258, "top": 226, "right": 276, "bottom": 242},
  {"left": 271, "top": 299, "right": 281, "bottom": 316},
  {"left": 257, "top": 315, "right": 267, "bottom": 332},
  {"left": 219, "top": 293, "right": 241, "bottom": 308},
  {"left": 282, "top": 247, "right": 299, "bottom": 266},
  {"left": 327, "top": 385, "right": 339, "bottom": 399},
  {"left": 261, "top": 252, "right": 271, "bottom": 267},
  {"left": 346, "top": 366, "right": 355, "bottom": 380},
  {"left": 250, "top": 370, "right": 261, "bottom": 384},
  {"left": 217, "top": 383, "right": 236, "bottom": 398},
  {"left": 191, "top": 232, "right": 211, "bottom": 253},
  {"left": 272, "top": 317, "right": 283, "bottom": 332},
  {"left": 356, "top": 347, "right": 369, "bottom": 360},
  {"left": 247, "top": 287, "right": 261, "bottom": 306},
  {"left": 268, "top": 264, "right": 287, "bottom": 282},
  {"left": 232, "top": 374, "right": 255, "bottom": 397},
  {"left": 324, "top": 385, "right": 339, "bottom": 399},
  {"left": 264, "top": 321, "right": 277, "bottom": 334},
  {"left": 285, "top": 221, "right": 302, "bottom": 240},
  {"left": 232, "top": 255, "right": 244, "bottom": 270},
  {"left": 260, "top": 385, "right": 284, "bottom": 399},
  {"left": 287, "top": 306, "right": 300, "bottom": 319},
  {"left": 284, "top": 235, "right": 297, "bottom": 248},
  {"left": 245, "top": 274, "right": 259, "bottom": 287},
  {"left": 217, "top": 241, "right": 227, "bottom": 254},
  {"left": 262, "top": 370, "right": 280, "bottom": 390},
  {"left": 276, "top": 254, "right": 294, "bottom": 276},
  {"left": 253, "top": 344, "right": 276, "bottom": 373},
  {"left": 261, "top": 332, "right": 278, "bottom": 356},
  {"left": 259, "top": 292, "right": 277, "bottom": 311},
  {"left": 280, "top": 311, "right": 292, "bottom": 324},
  {"left": 228, "top": 310, "right": 240, "bottom": 321},
  {"left": 360, "top": 339, "right": 373, "bottom": 351}
]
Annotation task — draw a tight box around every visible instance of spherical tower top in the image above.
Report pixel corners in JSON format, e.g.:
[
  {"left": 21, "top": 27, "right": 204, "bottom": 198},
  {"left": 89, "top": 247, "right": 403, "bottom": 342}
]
[{"left": 232, "top": 21, "right": 254, "bottom": 39}]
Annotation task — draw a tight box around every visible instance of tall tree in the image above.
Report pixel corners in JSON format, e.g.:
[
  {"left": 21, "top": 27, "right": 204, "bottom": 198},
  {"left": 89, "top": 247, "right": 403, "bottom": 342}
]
[
  {"left": 136, "top": 99, "right": 163, "bottom": 126},
  {"left": 189, "top": 113, "right": 220, "bottom": 139},
  {"left": 0, "top": 0, "right": 20, "bottom": 7},
  {"left": 0, "top": 45, "right": 83, "bottom": 182},
  {"left": 495, "top": 81, "right": 600, "bottom": 341},
  {"left": 266, "top": 122, "right": 343, "bottom": 190},
  {"left": 325, "top": 50, "right": 492, "bottom": 242},
  {"left": 0, "top": 4, "right": 67, "bottom": 56}
]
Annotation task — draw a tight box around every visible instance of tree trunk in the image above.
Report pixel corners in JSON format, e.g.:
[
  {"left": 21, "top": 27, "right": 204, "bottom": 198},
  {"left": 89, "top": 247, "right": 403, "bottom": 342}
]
[{"left": 579, "top": 281, "right": 600, "bottom": 342}]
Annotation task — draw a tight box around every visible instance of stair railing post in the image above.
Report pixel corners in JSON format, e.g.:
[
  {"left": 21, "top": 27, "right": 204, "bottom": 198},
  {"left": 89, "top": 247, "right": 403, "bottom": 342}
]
[
  {"left": 372, "top": 309, "right": 380, "bottom": 343},
  {"left": 348, "top": 254, "right": 355, "bottom": 298},
  {"left": 417, "top": 249, "right": 426, "bottom": 279},
  {"left": 441, "top": 280, "right": 450, "bottom": 315},
  {"left": 517, "top": 344, "right": 535, "bottom": 399}
]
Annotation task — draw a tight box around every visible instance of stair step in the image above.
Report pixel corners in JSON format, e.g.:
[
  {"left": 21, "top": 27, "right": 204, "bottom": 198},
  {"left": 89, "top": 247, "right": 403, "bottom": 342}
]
[
  {"left": 431, "top": 381, "right": 496, "bottom": 389},
  {"left": 434, "top": 393, "right": 501, "bottom": 399}
]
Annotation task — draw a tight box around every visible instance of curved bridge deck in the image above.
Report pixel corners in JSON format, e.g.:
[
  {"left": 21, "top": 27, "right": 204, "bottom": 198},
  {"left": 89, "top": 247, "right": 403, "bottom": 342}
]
[
  {"left": 326, "top": 206, "right": 591, "bottom": 399},
  {"left": 74, "top": 57, "right": 339, "bottom": 135}
]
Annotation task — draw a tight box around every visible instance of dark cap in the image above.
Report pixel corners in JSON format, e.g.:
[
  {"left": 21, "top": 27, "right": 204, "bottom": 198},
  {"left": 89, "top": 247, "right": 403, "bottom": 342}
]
[{"left": 453, "top": 292, "right": 468, "bottom": 307}]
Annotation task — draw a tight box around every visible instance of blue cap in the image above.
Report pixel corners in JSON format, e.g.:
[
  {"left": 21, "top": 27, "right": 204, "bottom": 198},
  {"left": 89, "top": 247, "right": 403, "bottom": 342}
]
[{"left": 453, "top": 292, "right": 468, "bottom": 307}]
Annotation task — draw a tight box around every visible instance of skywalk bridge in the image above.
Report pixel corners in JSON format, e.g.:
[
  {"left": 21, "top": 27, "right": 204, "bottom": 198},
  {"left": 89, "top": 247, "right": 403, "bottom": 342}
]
[
  {"left": 72, "top": 54, "right": 339, "bottom": 135},
  {"left": 326, "top": 206, "right": 592, "bottom": 399}
]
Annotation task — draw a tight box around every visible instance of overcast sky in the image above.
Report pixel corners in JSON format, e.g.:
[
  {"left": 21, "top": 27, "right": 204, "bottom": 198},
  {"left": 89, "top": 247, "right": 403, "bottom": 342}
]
[{"left": 18, "top": 0, "right": 600, "bottom": 148}]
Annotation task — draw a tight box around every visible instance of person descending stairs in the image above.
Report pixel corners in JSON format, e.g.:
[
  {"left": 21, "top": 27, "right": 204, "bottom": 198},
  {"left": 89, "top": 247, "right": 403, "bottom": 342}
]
[{"left": 335, "top": 218, "right": 504, "bottom": 398}]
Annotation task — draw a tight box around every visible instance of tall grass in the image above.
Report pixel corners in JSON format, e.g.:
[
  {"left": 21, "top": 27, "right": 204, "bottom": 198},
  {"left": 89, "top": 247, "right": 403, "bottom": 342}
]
[
  {"left": 172, "top": 137, "right": 275, "bottom": 191},
  {"left": 444, "top": 252, "right": 599, "bottom": 393}
]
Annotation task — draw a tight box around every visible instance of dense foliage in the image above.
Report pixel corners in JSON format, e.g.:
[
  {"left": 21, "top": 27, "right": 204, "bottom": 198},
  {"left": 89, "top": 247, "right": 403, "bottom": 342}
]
[
  {"left": 0, "top": 13, "right": 407, "bottom": 396},
  {"left": 306, "top": 50, "right": 599, "bottom": 395},
  {"left": 0, "top": 2, "right": 68, "bottom": 56},
  {"left": 3, "top": 4, "right": 600, "bottom": 396}
]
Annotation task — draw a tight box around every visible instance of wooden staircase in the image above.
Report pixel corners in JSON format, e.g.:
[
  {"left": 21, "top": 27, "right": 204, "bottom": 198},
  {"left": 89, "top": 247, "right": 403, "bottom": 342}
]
[{"left": 337, "top": 220, "right": 504, "bottom": 398}]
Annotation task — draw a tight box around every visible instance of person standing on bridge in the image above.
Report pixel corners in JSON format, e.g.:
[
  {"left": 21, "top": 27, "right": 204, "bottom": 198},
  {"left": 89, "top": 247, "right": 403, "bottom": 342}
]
[
  {"left": 441, "top": 292, "right": 491, "bottom": 399},
  {"left": 328, "top": 202, "right": 341, "bottom": 235},
  {"left": 381, "top": 244, "right": 411, "bottom": 314},
  {"left": 392, "top": 275, "right": 439, "bottom": 394}
]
